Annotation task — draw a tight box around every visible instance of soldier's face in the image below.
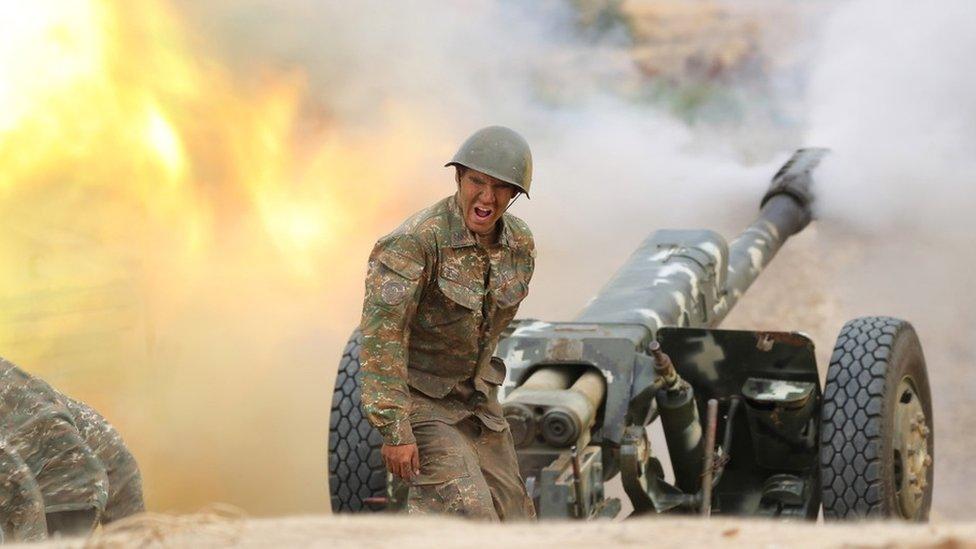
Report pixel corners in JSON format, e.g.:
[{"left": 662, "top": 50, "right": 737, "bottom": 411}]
[{"left": 456, "top": 168, "right": 517, "bottom": 236}]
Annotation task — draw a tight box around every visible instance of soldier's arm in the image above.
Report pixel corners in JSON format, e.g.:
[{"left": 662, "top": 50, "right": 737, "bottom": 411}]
[
  {"left": 0, "top": 361, "right": 107, "bottom": 536},
  {"left": 359, "top": 234, "right": 427, "bottom": 446},
  {"left": 514, "top": 218, "right": 536, "bottom": 288},
  {"left": 0, "top": 442, "right": 47, "bottom": 542},
  {"left": 65, "top": 397, "right": 145, "bottom": 523}
]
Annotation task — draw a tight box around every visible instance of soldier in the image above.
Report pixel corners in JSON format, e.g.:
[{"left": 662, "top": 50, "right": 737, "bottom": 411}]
[
  {"left": 65, "top": 397, "right": 145, "bottom": 524},
  {"left": 0, "top": 358, "right": 145, "bottom": 540},
  {"left": 0, "top": 442, "right": 46, "bottom": 542},
  {"left": 359, "top": 126, "right": 536, "bottom": 520}
]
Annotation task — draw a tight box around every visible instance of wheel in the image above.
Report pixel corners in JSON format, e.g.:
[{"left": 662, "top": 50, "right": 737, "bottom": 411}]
[
  {"left": 820, "top": 317, "right": 933, "bottom": 520},
  {"left": 328, "top": 329, "right": 388, "bottom": 512}
]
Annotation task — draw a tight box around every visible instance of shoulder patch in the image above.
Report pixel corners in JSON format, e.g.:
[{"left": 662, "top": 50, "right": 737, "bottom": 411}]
[{"left": 380, "top": 278, "right": 410, "bottom": 306}]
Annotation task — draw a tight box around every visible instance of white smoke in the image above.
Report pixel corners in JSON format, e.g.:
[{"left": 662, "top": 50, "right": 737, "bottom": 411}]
[
  {"left": 807, "top": 0, "right": 976, "bottom": 240},
  {"left": 179, "top": 0, "right": 778, "bottom": 320},
  {"left": 801, "top": 0, "right": 976, "bottom": 518}
]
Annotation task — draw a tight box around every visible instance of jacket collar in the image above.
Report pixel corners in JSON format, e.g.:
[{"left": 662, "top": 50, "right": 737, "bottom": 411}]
[{"left": 448, "top": 193, "right": 512, "bottom": 249}]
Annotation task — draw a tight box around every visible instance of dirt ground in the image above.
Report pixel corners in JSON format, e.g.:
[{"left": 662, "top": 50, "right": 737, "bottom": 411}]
[{"left": 24, "top": 513, "right": 976, "bottom": 548}]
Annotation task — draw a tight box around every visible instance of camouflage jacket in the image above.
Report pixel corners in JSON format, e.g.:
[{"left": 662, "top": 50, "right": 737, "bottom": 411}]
[
  {"left": 0, "top": 441, "right": 45, "bottom": 542},
  {"left": 360, "top": 194, "right": 535, "bottom": 445},
  {"left": 64, "top": 397, "right": 145, "bottom": 524},
  {"left": 0, "top": 359, "right": 144, "bottom": 541}
]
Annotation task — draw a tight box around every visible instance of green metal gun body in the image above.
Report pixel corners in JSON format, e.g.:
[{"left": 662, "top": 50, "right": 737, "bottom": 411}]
[{"left": 497, "top": 148, "right": 828, "bottom": 519}]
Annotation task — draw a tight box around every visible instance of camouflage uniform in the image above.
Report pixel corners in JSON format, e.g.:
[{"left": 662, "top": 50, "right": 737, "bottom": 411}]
[
  {"left": 65, "top": 397, "right": 145, "bottom": 523},
  {"left": 0, "top": 441, "right": 46, "bottom": 542},
  {"left": 0, "top": 359, "right": 145, "bottom": 540},
  {"left": 360, "top": 193, "right": 536, "bottom": 520}
]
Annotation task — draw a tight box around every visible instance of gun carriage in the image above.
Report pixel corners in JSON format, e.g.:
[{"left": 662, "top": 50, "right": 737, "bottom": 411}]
[{"left": 329, "top": 149, "right": 934, "bottom": 521}]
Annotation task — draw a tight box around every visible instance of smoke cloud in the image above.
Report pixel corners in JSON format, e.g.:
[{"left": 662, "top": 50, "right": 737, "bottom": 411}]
[
  {"left": 796, "top": 0, "right": 976, "bottom": 518},
  {"left": 179, "top": 0, "right": 778, "bottom": 319},
  {"left": 808, "top": 0, "right": 976, "bottom": 239}
]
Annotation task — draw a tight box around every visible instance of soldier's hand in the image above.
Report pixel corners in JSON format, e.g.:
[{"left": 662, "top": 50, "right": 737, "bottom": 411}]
[{"left": 381, "top": 443, "right": 420, "bottom": 481}]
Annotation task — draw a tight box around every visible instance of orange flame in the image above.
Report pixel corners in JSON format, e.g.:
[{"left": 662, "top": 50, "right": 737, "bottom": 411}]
[
  {"left": 0, "top": 0, "right": 450, "bottom": 513},
  {"left": 0, "top": 0, "right": 441, "bottom": 277}
]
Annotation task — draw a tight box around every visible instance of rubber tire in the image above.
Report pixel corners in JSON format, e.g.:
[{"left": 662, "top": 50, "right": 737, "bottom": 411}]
[
  {"left": 328, "top": 329, "right": 387, "bottom": 512},
  {"left": 820, "top": 317, "right": 933, "bottom": 520}
]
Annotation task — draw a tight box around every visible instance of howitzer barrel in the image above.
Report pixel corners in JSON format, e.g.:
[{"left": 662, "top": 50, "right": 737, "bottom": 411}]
[
  {"left": 496, "top": 149, "right": 829, "bottom": 519},
  {"left": 716, "top": 148, "right": 826, "bottom": 321},
  {"left": 574, "top": 148, "right": 827, "bottom": 332}
]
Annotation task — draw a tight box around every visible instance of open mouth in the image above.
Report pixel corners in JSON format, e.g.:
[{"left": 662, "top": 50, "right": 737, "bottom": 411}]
[{"left": 473, "top": 206, "right": 493, "bottom": 220}]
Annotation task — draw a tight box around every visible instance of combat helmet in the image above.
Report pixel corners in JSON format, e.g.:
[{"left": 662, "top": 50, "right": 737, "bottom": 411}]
[{"left": 445, "top": 126, "right": 533, "bottom": 197}]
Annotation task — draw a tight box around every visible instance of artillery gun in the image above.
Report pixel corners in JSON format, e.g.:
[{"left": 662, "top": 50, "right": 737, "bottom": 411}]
[{"left": 328, "top": 148, "right": 934, "bottom": 520}]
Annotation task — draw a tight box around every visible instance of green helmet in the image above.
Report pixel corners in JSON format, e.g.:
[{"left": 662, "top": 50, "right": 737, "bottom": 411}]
[{"left": 445, "top": 126, "right": 533, "bottom": 197}]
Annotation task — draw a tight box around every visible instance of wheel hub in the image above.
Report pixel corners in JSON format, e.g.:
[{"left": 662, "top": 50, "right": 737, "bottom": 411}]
[{"left": 893, "top": 376, "right": 931, "bottom": 518}]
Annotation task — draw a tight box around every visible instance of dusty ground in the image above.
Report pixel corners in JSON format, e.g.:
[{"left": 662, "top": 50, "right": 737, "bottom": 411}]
[{"left": 22, "top": 513, "right": 976, "bottom": 548}]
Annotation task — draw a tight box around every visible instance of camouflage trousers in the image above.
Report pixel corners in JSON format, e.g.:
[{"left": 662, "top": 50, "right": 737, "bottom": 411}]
[{"left": 406, "top": 418, "right": 535, "bottom": 521}]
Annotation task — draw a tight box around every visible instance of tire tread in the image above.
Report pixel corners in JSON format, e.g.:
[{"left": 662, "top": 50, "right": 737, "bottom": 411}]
[
  {"left": 328, "top": 329, "right": 386, "bottom": 512},
  {"left": 821, "top": 316, "right": 903, "bottom": 519}
]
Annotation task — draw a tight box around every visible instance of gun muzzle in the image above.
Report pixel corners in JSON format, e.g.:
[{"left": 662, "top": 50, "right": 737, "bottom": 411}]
[{"left": 504, "top": 367, "right": 607, "bottom": 449}]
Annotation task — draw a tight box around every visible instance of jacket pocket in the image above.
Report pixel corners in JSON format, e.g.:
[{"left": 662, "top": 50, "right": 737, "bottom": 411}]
[
  {"left": 494, "top": 278, "right": 527, "bottom": 309},
  {"left": 418, "top": 276, "right": 482, "bottom": 328},
  {"left": 437, "top": 276, "right": 482, "bottom": 310},
  {"left": 407, "top": 369, "right": 456, "bottom": 399}
]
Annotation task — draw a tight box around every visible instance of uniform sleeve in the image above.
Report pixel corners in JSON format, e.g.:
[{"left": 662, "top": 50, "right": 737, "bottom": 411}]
[
  {"left": 0, "top": 441, "right": 47, "bottom": 542},
  {"left": 512, "top": 217, "right": 535, "bottom": 287},
  {"left": 0, "top": 362, "right": 108, "bottom": 525},
  {"left": 359, "top": 234, "right": 428, "bottom": 446},
  {"left": 65, "top": 397, "right": 145, "bottom": 523}
]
